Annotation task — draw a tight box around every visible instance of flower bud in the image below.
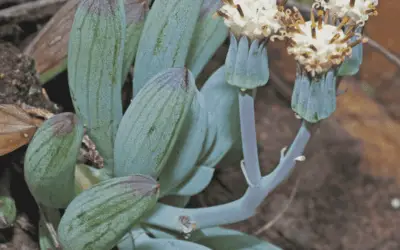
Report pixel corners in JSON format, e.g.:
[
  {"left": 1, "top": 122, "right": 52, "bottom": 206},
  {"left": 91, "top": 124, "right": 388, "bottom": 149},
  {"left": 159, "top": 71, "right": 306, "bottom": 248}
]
[
  {"left": 291, "top": 66, "right": 337, "bottom": 123},
  {"left": 285, "top": 7, "right": 368, "bottom": 122},
  {"left": 225, "top": 35, "right": 269, "bottom": 89}
]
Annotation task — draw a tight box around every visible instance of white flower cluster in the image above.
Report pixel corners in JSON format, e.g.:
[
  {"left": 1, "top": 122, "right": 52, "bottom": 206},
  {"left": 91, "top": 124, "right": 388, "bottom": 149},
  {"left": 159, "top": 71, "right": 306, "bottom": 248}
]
[
  {"left": 315, "top": 0, "right": 378, "bottom": 25},
  {"left": 287, "top": 21, "right": 353, "bottom": 76},
  {"left": 217, "top": 0, "right": 286, "bottom": 40}
]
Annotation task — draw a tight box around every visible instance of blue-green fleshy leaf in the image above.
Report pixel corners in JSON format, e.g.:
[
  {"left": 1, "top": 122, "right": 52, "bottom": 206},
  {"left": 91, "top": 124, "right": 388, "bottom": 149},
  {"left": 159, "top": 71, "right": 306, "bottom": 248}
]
[
  {"left": 116, "top": 232, "right": 135, "bottom": 250},
  {"left": 24, "top": 113, "right": 84, "bottom": 208},
  {"left": 135, "top": 238, "right": 212, "bottom": 250},
  {"left": 122, "top": 0, "right": 150, "bottom": 81},
  {"left": 158, "top": 91, "right": 208, "bottom": 196},
  {"left": 58, "top": 175, "right": 159, "bottom": 250},
  {"left": 133, "top": 0, "right": 203, "bottom": 95},
  {"left": 198, "top": 66, "right": 241, "bottom": 167},
  {"left": 194, "top": 227, "right": 282, "bottom": 250},
  {"left": 171, "top": 166, "right": 215, "bottom": 196},
  {"left": 159, "top": 195, "right": 191, "bottom": 208},
  {"left": 68, "top": 0, "right": 126, "bottom": 174},
  {"left": 114, "top": 68, "right": 196, "bottom": 178},
  {"left": 139, "top": 225, "right": 177, "bottom": 240},
  {"left": 187, "top": 0, "right": 228, "bottom": 78}
]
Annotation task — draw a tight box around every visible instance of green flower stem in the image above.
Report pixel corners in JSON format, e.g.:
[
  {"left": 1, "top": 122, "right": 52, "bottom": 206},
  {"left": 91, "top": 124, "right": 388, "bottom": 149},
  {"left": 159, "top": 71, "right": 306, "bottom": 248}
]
[
  {"left": 144, "top": 122, "right": 311, "bottom": 231},
  {"left": 238, "top": 89, "right": 261, "bottom": 186}
]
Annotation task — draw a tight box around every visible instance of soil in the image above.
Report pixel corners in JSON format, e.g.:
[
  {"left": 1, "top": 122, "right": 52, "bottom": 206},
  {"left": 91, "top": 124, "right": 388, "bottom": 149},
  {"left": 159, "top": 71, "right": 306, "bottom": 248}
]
[
  {"left": 1, "top": 1, "right": 400, "bottom": 250},
  {"left": 0, "top": 42, "right": 58, "bottom": 249}
]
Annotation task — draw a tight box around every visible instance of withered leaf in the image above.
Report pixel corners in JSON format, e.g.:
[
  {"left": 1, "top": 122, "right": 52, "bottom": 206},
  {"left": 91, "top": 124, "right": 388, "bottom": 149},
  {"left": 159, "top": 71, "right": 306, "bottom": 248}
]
[
  {"left": 24, "top": 0, "right": 79, "bottom": 84},
  {"left": 0, "top": 104, "right": 41, "bottom": 156}
]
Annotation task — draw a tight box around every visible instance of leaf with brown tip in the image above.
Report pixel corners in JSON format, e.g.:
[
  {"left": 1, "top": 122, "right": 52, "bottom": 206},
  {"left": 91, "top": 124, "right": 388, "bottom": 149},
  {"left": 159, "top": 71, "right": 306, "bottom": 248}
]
[{"left": 24, "top": 0, "right": 79, "bottom": 84}]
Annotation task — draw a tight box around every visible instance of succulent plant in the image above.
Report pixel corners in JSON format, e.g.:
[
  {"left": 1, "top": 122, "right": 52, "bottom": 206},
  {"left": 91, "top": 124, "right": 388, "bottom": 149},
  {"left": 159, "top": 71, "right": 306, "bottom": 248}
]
[{"left": 23, "top": 0, "right": 378, "bottom": 249}]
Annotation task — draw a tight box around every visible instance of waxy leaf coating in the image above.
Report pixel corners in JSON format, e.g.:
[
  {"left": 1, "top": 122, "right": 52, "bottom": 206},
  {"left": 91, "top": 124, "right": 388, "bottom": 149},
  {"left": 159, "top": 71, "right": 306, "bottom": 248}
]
[
  {"left": 187, "top": 0, "right": 228, "bottom": 78},
  {"left": 58, "top": 175, "right": 159, "bottom": 250},
  {"left": 158, "top": 91, "right": 208, "bottom": 196},
  {"left": 133, "top": 0, "right": 202, "bottom": 95},
  {"left": 68, "top": 0, "right": 126, "bottom": 174},
  {"left": 198, "top": 66, "right": 241, "bottom": 167},
  {"left": 196, "top": 227, "right": 282, "bottom": 250},
  {"left": 114, "top": 68, "right": 196, "bottom": 178},
  {"left": 24, "top": 113, "right": 84, "bottom": 208}
]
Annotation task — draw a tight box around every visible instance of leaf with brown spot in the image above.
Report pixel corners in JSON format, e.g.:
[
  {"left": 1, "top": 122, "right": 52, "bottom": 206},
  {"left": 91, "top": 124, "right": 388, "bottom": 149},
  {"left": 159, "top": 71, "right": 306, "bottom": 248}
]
[{"left": 0, "top": 104, "right": 41, "bottom": 156}]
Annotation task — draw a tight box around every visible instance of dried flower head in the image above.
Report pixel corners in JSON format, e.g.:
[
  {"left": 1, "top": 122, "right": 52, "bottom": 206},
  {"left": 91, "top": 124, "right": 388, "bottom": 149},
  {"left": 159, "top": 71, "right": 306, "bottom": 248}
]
[
  {"left": 215, "top": 0, "right": 289, "bottom": 40},
  {"left": 284, "top": 8, "right": 367, "bottom": 77},
  {"left": 314, "top": 0, "right": 378, "bottom": 26}
]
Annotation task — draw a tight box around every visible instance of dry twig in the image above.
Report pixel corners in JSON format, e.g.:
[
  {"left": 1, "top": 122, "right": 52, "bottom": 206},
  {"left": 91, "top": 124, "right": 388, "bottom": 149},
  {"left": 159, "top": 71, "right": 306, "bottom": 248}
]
[
  {"left": 0, "top": 0, "right": 66, "bottom": 22},
  {"left": 254, "top": 175, "right": 301, "bottom": 236}
]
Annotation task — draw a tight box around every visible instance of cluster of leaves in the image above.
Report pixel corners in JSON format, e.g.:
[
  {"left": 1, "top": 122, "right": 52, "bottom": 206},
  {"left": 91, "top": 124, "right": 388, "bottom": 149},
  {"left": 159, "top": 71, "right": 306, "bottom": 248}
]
[
  {"left": 19, "top": 0, "right": 285, "bottom": 249},
  {"left": 1, "top": 0, "right": 377, "bottom": 249}
]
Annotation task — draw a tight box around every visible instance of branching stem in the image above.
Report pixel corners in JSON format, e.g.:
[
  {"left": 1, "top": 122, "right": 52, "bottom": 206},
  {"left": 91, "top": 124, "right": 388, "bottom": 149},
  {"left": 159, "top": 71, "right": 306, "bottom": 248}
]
[{"left": 144, "top": 121, "right": 311, "bottom": 232}]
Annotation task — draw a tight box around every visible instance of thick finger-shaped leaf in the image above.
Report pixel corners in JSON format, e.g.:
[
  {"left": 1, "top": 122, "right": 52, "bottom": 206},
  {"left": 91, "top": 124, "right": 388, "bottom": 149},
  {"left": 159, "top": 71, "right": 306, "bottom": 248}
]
[
  {"left": 132, "top": 0, "right": 203, "bottom": 95},
  {"left": 195, "top": 227, "right": 282, "bottom": 250},
  {"left": 136, "top": 238, "right": 212, "bottom": 250},
  {"left": 198, "top": 66, "right": 240, "bottom": 167},
  {"left": 0, "top": 104, "right": 40, "bottom": 156},
  {"left": 158, "top": 92, "right": 208, "bottom": 197},
  {"left": 68, "top": 0, "right": 126, "bottom": 173},
  {"left": 26, "top": 0, "right": 150, "bottom": 84},
  {"left": 197, "top": 111, "right": 217, "bottom": 162},
  {"left": 122, "top": 0, "right": 150, "bottom": 81},
  {"left": 187, "top": 0, "right": 228, "bottom": 78},
  {"left": 159, "top": 195, "right": 190, "bottom": 208},
  {"left": 140, "top": 225, "right": 177, "bottom": 239},
  {"left": 24, "top": 113, "right": 84, "bottom": 208},
  {"left": 172, "top": 166, "right": 214, "bottom": 196},
  {"left": 58, "top": 175, "right": 160, "bottom": 250},
  {"left": 114, "top": 68, "right": 196, "bottom": 178},
  {"left": 116, "top": 232, "right": 135, "bottom": 250}
]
